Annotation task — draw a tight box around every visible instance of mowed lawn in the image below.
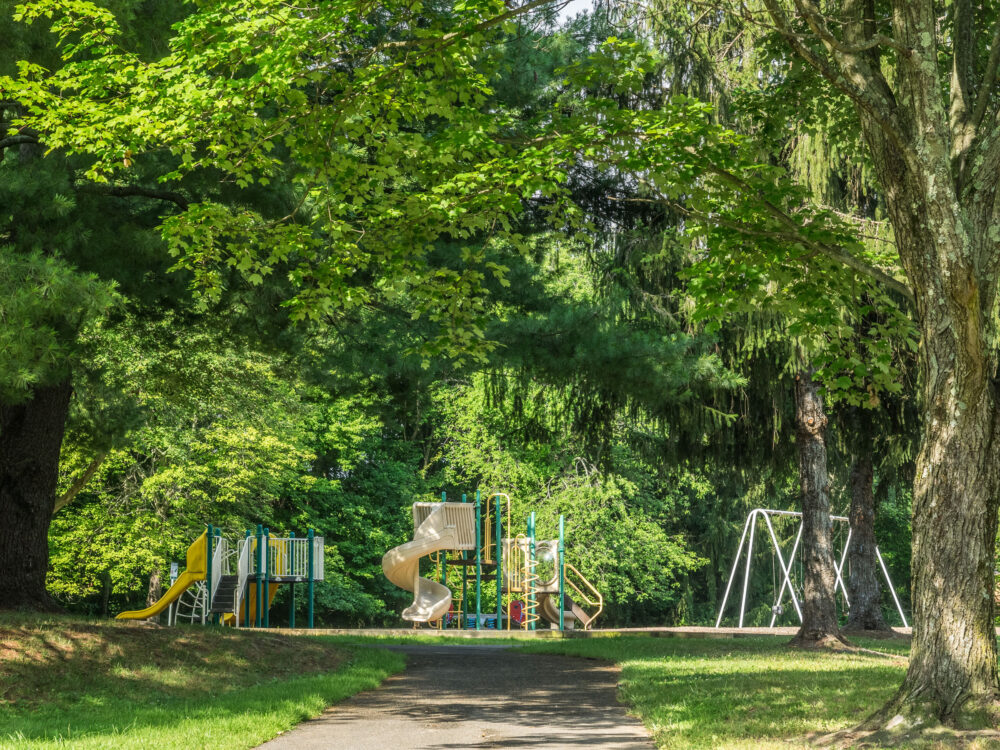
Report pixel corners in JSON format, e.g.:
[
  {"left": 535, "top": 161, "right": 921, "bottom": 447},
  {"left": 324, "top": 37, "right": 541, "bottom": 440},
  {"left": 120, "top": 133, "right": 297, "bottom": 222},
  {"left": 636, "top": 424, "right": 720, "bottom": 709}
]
[
  {"left": 519, "top": 636, "right": 911, "bottom": 749},
  {"left": 0, "top": 614, "right": 403, "bottom": 750}
]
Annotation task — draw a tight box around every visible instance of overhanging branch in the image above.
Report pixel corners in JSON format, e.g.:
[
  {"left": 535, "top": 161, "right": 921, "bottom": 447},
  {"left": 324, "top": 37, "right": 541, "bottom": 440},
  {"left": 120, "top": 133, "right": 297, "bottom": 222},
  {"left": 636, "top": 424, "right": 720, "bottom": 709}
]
[
  {"left": 55, "top": 450, "right": 108, "bottom": 514},
  {"left": 0, "top": 134, "right": 38, "bottom": 150},
  {"left": 761, "top": 0, "right": 912, "bottom": 160},
  {"left": 78, "top": 184, "right": 191, "bottom": 209}
]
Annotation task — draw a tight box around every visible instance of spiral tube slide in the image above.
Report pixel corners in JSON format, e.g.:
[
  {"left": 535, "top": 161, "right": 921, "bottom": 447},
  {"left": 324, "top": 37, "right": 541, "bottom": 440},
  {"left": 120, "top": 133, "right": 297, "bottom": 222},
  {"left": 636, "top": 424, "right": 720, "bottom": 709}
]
[{"left": 382, "top": 505, "right": 465, "bottom": 622}]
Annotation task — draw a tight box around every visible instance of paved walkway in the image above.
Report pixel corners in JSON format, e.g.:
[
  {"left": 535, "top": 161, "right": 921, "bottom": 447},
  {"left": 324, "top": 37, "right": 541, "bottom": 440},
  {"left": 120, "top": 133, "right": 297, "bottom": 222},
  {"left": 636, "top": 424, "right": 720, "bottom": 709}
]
[{"left": 259, "top": 644, "right": 655, "bottom": 749}]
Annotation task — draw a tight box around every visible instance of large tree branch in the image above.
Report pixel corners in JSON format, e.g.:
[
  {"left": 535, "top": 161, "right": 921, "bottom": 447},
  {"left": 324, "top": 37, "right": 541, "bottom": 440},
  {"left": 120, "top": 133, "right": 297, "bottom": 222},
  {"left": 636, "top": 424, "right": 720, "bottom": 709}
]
[
  {"left": 971, "top": 17, "right": 1000, "bottom": 134},
  {"left": 950, "top": 0, "right": 975, "bottom": 128},
  {"left": 613, "top": 190, "right": 914, "bottom": 304},
  {"left": 793, "top": 0, "right": 908, "bottom": 55},
  {"left": 950, "top": 0, "right": 980, "bottom": 178},
  {"left": 0, "top": 134, "right": 38, "bottom": 151},
  {"left": 701, "top": 164, "right": 915, "bottom": 303},
  {"left": 761, "top": 0, "right": 912, "bottom": 159},
  {"left": 55, "top": 450, "right": 108, "bottom": 514},
  {"left": 78, "top": 183, "right": 191, "bottom": 209}
]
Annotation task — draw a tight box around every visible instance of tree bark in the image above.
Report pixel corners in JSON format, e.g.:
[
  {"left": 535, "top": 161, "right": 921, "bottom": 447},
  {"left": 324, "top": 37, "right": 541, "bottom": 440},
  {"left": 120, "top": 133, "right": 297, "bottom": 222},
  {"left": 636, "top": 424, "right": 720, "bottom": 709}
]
[
  {"left": 146, "top": 569, "right": 162, "bottom": 609},
  {"left": 849, "top": 5, "right": 1000, "bottom": 723},
  {"left": 767, "top": 0, "right": 1000, "bottom": 727},
  {"left": 845, "top": 455, "right": 893, "bottom": 633},
  {"left": 99, "top": 570, "right": 112, "bottom": 618},
  {"left": 789, "top": 369, "right": 843, "bottom": 646},
  {"left": 0, "top": 380, "right": 73, "bottom": 610}
]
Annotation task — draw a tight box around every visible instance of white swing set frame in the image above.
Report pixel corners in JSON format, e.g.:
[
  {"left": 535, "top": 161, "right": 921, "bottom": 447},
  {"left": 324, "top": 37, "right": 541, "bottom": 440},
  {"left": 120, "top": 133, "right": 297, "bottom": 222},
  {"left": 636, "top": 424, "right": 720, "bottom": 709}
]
[{"left": 714, "top": 508, "right": 908, "bottom": 629}]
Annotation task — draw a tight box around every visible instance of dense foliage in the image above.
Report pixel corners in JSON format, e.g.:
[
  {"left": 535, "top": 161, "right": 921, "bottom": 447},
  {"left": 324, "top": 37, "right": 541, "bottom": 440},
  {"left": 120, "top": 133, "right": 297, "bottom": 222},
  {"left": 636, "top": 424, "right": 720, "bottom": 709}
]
[{"left": 2, "top": 0, "right": 920, "bottom": 634}]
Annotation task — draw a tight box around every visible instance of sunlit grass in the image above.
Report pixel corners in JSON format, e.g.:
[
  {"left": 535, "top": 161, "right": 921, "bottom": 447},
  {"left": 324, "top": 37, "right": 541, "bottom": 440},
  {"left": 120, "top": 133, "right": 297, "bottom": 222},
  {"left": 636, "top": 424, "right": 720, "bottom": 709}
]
[
  {"left": 517, "top": 636, "right": 910, "bottom": 749},
  {"left": 0, "top": 614, "right": 404, "bottom": 749}
]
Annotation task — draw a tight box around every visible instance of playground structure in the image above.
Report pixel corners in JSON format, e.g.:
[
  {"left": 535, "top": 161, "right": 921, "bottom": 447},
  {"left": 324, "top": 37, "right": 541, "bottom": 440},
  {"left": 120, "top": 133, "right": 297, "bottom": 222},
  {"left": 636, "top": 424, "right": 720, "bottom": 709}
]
[
  {"left": 382, "top": 492, "right": 603, "bottom": 630},
  {"left": 715, "top": 508, "right": 908, "bottom": 629},
  {"left": 117, "top": 525, "right": 325, "bottom": 628}
]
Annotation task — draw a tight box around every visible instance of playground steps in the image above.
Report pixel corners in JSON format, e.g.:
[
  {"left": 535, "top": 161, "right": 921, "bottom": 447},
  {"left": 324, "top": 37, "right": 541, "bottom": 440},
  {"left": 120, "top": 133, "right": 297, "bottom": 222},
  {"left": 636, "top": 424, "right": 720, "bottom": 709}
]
[{"left": 209, "top": 574, "right": 240, "bottom": 614}]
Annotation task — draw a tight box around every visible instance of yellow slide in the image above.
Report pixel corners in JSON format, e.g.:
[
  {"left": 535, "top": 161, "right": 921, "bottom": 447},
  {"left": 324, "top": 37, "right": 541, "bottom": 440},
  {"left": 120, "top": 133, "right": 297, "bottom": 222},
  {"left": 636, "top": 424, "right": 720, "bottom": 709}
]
[{"left": 116, "top": 531, "right": 207, "bottom": 620}]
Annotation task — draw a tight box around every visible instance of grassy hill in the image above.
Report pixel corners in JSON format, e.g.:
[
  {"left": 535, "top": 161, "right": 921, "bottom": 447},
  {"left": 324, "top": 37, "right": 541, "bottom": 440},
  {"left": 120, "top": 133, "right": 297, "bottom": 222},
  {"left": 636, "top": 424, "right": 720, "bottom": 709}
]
[{"left": 0, "top": 613, "right": 403, "bottom": 749}]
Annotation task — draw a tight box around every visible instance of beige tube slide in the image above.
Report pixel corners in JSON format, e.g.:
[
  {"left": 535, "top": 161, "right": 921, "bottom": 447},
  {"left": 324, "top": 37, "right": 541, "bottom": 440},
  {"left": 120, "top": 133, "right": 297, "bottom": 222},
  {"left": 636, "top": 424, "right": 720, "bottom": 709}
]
[{"left": 382, "top": 505, "right": 460, "bottom": 623}]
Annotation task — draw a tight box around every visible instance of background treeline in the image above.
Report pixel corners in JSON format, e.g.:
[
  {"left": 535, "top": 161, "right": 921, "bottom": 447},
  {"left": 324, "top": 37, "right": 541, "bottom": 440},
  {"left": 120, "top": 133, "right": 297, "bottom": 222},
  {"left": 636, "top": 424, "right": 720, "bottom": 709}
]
[{"left": 4, "top": 3, "right": 916, "bottom": 626}]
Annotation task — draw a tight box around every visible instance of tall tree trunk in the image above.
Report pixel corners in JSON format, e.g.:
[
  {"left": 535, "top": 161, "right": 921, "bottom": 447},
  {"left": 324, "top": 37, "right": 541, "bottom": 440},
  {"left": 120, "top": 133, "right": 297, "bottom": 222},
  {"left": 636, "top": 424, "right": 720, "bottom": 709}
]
[
  {"left": 146, "top": 569, "right": 162, "bottom": 616},
  {"left": 99, "top": 570, "right": 112, "bottom": 618},
  {"left": 797, "top": 0, "right": 1000, "bottom": 724},
  {"left": 762, "top": 0, "right": 1000, "bottom": 729},
  {"left": 0, "top": 380, "right": 72, "bottom": 610},
  {"left": 845, "top": 455, "right": 893, "bottom": 633},
  {"left": 879, "top": 315, "right": 1000, "bottom": 725},
  {"left": 789, "top": 369, "right": 843, "bottom": 646},
  {"left": 851, "top": 6, "right": 1000, "bottom": 722}
]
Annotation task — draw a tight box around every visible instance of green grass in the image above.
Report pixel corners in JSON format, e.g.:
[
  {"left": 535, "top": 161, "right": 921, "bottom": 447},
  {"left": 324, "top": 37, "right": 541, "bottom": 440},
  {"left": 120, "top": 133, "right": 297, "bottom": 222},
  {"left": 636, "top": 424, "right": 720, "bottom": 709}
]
[
  {"left": 0, "top": 614, "right": 405, "bottom": 749},
  {"left": 516, "top": 636, "right": 911, "bottom": 749}
]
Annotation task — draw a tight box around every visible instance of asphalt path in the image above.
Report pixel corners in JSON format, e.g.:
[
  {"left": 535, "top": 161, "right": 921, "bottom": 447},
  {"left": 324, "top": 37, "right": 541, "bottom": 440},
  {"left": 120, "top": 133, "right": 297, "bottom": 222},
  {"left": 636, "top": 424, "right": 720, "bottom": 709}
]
[{"left": 259, "top": 643, "right": 655, "bottom": 749}]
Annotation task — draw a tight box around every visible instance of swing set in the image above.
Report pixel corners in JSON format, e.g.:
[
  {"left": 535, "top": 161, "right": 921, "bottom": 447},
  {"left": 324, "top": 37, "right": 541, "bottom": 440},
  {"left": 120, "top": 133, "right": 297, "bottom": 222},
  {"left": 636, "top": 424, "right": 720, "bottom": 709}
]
[{"left": 715, "top": 508, "right": 908, "bottom": 628}]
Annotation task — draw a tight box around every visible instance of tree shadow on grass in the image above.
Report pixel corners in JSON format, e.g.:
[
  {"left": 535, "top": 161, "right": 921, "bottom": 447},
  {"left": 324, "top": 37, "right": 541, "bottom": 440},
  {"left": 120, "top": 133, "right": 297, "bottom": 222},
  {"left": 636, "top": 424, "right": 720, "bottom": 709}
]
[
  {"left": 621, "top": 656, "right": 905, "bottom": 749},
  {"left": 0, "top": 648, "right": 403, "bottom": 748}
]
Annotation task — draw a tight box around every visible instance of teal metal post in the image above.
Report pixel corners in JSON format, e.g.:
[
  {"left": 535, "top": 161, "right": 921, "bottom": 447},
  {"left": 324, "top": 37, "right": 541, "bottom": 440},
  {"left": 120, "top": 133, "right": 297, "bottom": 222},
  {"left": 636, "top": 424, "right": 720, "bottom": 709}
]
[
  {"left": 206, "top": 525, "right": 214, "bottom": 625},
  {"left": 528, "top": 512, "right": 536, "bottom": 631},
  {"left": 244, "top": 529, "right": 252, "bottom": 628},
  {"left": 289, "top": 531, "right": 296, "bottom": 629},
  {"left": 263, "top": 527, "right": 270, "bottom": 628},
  {"left": 255, "top": 524, "right": 263, "bottom": 627},
  {"left": 439, "top": 492, "right": 448, "bottom": 598},
  {"left": 558, "top": 515, "right": 565, "bottom": 631},
  {"left": 495, "top": 495, "right": 502, "bottom": 628},
  {"left": 307, "top": 528, "right": 315, "bottom": 628},
  {"left": 461, "top": 494, "right": 468, "bottom": 628},
  {"left": 475, "top": 490, "right": 482, "bottom": 630}
]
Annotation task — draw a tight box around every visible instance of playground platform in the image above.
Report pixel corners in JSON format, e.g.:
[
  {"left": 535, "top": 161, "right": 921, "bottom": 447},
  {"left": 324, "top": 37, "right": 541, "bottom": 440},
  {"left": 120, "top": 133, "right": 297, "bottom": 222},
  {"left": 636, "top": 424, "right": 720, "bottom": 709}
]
[{"left": 247, "top": 625, "right": 912, "bottom": 639}]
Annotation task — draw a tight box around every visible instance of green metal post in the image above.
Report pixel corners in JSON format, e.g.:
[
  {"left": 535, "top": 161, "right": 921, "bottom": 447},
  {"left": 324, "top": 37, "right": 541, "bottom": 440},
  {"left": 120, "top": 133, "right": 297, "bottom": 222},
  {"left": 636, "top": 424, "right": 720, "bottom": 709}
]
[
  {"left": 461, "top": 493, "right": 468, "bottom": 628},
  {"left": 206, "top": 525, "right": 214, "bottom": 625},
  {"left": 528, "top": 512, "right": 536, "bottom": 631},
  {"left": 307, "top": 528, "right": 315, "bottom": 628},
  {"left": 244, "top": 529, "right": 252, "bottom": 628},
  {"left": 263, "top": 527, "right": 270, "bottom": 629},
  {"left": 439, "top": 492, "right": 447, "bottom": 599},
  {"left": 255, "top": 524, "right": 263, "bottom": 628},
  {"left": 475, "top": 490, "right": 482, "bottom": 631},
  {"left": 558, "top": 515, "right": 565, "bottom": 631},
  {"left": 289, "top": 531, "right": 296, "bottom": 629},
  {"left": 495, "top": 495, "right": 502, "bottom": 628}
]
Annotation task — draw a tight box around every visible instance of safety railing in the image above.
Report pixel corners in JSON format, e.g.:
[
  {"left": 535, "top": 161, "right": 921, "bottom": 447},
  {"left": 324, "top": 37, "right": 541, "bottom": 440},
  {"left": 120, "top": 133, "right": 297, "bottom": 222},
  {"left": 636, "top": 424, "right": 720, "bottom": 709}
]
[
  {"left": 564, "top": 563, "right": 603, "bottom": 630},
  {"left": 210, "top": 536, "right": 229, "bottom": 607},
  {"left": 234, "top": 537, "right": 253, "bottom": 623},
  {"left": 482, "top": 493, "right": 511, "bottom": 565},
  {"left": 241, "top": 535, "right": 325, "bottom": 581}
]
